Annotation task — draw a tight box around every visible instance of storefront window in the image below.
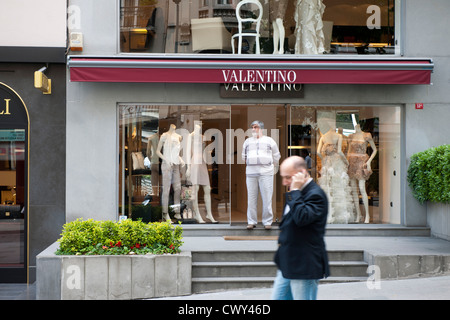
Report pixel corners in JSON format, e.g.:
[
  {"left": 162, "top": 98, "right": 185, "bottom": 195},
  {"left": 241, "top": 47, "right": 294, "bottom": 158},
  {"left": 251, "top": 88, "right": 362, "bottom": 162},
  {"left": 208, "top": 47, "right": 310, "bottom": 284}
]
[
  {"left": 118, "top": 104, "right": 401, "bottom": 225},
  {"left": 0, "top": 129, "right": 26, "bottom": 267},
  {"left": 118, "top": 104, "right": 231, "bottom": 223},
  {"left": 120, "top": 0, "right": 399, "bottom": 55},
  {"left": 289, "top": 105, "right": 401, "bottom": 224}
]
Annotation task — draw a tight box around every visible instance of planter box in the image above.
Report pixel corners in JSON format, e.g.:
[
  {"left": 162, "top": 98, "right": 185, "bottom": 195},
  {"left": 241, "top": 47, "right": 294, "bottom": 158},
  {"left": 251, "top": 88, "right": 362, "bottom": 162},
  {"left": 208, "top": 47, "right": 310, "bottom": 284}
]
[
  {"left": 427, "top": 202, "right": 450, "bottom": 241},
  {"left": 36, "top": 242, "right": 191, "bottom": 300}
]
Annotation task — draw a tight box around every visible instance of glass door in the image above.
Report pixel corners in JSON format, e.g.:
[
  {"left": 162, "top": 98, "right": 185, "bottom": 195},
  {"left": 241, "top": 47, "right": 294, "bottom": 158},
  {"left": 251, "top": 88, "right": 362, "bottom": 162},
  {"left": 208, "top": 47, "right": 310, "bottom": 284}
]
[
  {"left": 0, "top": 83, "right": 29, "bottom": 283},
  {"left": 230, "top": 105, "right": 286, "bottom": 224}
]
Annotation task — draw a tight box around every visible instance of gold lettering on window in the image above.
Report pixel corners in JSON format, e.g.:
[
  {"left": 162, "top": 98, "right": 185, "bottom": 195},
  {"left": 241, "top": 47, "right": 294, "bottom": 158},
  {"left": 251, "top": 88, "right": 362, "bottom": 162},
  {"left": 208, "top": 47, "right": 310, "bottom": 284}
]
[{"left": 0, "top": 99, "right": 11, "bottom": 115}]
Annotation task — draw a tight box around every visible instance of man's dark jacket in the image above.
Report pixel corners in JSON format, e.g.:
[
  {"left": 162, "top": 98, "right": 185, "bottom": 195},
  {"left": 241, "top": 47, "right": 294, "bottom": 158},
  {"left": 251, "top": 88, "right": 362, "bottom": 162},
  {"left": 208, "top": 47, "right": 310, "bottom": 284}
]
[{"left": 274, "top": 180, "right": 330, "bottom": 279}]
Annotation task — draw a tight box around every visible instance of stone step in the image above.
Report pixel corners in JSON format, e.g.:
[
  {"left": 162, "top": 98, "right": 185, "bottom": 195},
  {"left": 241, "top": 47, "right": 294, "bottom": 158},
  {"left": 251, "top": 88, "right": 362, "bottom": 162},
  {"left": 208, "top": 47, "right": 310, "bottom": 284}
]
[
  {"left": 192, "top": 276, "right": 367, "bottom": 293},
  {"left": 191, "top": 247, "right": 369, "bottom": 293},
  {"left": 192, "top": 261, "right": 368, "bottom": 278},
  {"left": 192, "top": 249, "right": 364, "bottom": 263},
  {"left": 181, "top": 224, "right": 431, "bottom": 237}
]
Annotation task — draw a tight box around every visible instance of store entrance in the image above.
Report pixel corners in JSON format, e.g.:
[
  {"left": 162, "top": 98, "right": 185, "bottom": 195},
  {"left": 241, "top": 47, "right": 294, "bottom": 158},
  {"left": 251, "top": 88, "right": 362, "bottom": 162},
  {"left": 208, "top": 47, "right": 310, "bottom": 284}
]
[
  {"left": 0, "top": 83, "right": 29, "bottom": 283},
  {"left": 230, "top": 105, "right": 286, "bottom": 225}
]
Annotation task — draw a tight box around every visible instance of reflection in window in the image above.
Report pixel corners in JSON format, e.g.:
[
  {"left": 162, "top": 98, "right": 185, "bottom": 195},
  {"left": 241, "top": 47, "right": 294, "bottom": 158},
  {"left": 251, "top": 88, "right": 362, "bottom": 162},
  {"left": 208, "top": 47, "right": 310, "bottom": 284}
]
[{"left": 120, "top": 0, "right": 398, "bottom": 55}]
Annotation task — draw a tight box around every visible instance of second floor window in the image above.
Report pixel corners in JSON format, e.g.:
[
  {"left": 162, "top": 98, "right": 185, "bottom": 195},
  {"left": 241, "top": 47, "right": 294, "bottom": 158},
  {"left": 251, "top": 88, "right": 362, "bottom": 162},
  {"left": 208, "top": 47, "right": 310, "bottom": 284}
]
[{"left": 120, "top": 0, "right": 398, "bottom": 55}]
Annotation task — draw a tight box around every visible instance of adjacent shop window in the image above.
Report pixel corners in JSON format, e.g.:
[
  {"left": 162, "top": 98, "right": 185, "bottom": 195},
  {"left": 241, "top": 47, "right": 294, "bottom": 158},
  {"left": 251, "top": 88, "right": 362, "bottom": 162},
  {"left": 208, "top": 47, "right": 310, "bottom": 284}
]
[
  {"left": 289, "top": 105, "right": 401, "bottom": 224},
  {"left": 0, "top": 129, "right": 26, "bottom": 267},
  {"left": 118, "top": 104, "right": 231, "bottom": 223},
  {"left": 120, "top": 0, "right": 399, "bottom": 55}
]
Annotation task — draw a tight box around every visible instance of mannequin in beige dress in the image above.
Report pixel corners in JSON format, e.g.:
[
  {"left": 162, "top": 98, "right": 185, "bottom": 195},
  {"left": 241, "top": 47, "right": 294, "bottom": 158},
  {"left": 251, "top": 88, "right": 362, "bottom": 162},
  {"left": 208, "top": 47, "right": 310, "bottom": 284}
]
[
  {"left": 317, "top": 128, "right": 353, "bottom": 224},
  {"left": 347, "top": 124, "right": 377, "bottom": 224},
  {"left": 186, "top": 123, "right": 217, "bottom": 223}
]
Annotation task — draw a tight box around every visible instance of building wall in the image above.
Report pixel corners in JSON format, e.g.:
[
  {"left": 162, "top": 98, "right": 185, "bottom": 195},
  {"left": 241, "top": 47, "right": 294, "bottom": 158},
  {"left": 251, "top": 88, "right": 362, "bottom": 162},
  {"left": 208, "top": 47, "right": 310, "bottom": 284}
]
[
  {"left": 1, "top": 63, "right": 66, "bottom": 281},
  {"left": 67, "top": 0, "right": 450, "bottom": 227}
]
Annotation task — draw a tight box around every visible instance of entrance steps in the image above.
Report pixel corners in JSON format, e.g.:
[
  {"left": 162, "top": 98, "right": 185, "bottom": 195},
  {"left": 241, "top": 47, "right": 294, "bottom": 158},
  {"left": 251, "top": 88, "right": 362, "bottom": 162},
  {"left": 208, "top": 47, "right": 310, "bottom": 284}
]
[
  {"left": 191, "top": 249, "right": 368, "bottom": 293},
  {"left": 184, "top": 224, "right": 432, "bottom": 293}
]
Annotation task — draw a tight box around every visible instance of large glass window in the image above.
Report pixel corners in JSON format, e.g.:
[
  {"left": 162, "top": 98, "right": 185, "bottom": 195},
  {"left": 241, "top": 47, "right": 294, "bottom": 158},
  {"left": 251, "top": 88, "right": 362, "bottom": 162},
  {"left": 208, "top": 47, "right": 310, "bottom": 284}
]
[
  {"left": 289, "top": 105, "right": 401, "bottom": 224},
  {"left": 118, "top": 104, "right": 401, "bottom": 225},
  {"left": 118, "top": 105, "right": 231, "bottom": 223},
  {"left": 120, "top": 0, "right": 399, "bottom": 55}
]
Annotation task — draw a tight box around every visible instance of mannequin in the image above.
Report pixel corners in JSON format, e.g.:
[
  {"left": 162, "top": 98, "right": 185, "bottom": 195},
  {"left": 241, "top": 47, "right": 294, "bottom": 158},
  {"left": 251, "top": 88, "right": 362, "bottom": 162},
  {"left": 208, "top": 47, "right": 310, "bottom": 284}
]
[
  {"left": 146, "top": 132, "right": 160, "bottom": 196},
  {"left": 347, "top": 124, "right": 377, "bottom": 224},
  {"left": 156, "top": 124, "right": 184, "bottom": 222},
  {"left": 242, "top": 120, "right": 281, "bottom": 230},
  {"left": 186, "top": 123, "right": 217, "bottom": 223},
  {"left": 270, "top": 0, "right": 289, "bottom": 54},
  {"left": 317, "top": 128, "right": 354, "bottom": 224}
]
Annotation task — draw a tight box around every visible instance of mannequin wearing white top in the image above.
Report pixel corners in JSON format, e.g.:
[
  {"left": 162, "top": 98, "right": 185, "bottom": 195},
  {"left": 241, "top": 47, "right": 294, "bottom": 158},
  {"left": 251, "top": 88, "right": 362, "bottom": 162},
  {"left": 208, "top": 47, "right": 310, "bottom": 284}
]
[
  {"left": 186, "top": 123, "right": 217, "bottom": 223},
  {"left": 156, "top": 124, "right": 184, "bottom": 222}
]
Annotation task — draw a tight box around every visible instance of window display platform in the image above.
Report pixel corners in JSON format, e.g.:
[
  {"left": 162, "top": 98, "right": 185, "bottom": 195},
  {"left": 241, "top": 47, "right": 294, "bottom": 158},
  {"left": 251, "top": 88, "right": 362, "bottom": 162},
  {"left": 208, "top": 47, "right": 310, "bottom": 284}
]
[{"left": 179, "top": 223, "right": 431, "bottom": 237}]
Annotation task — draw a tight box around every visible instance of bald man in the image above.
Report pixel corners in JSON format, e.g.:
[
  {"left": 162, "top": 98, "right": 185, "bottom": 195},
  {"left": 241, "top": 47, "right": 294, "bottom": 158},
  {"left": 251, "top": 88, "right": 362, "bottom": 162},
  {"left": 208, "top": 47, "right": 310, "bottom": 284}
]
[{"left": 272, "top": 156, "right": 330, "bottom": 300}]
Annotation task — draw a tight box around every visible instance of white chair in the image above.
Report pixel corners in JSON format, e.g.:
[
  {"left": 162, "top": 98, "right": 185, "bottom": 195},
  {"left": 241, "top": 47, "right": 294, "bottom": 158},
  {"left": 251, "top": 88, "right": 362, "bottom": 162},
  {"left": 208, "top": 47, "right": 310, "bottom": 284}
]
[{"left": 231, "top": 0, "right": 263, "bottom": 54}]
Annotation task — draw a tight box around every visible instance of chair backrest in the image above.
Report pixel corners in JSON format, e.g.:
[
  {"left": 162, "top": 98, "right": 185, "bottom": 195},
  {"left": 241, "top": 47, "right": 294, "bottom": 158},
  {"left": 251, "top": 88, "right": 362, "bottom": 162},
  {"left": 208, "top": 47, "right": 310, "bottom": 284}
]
[{"left": 235, "top": 0, "right": 263, "bottom": 32}]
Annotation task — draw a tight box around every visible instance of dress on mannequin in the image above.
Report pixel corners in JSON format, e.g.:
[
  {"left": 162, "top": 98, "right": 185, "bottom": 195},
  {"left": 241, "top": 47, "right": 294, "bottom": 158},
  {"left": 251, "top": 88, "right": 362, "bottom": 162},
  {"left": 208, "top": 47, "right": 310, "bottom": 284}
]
[
  {"left": 293, "top": 0, "right": 326, "bottom": 54},
  {"left": 270, "top": 0, "right": 289, "bottom": 54},
  {"left": 156, "top": 124, "right": 184, "bottom": 222},
  {"left": 347, "top": 124, "right": 377, "bottom": 224},
  {"left": 317, "top": 128, "right": 354, "bottom": 224},
  {"left": 186, "top": 123, "right": 217, "bottom": 223}
]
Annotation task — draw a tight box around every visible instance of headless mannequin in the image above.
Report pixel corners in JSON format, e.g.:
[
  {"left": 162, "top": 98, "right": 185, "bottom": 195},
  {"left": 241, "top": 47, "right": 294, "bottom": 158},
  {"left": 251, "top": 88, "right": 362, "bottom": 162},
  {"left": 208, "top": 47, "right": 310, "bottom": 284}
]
[
  {"left": 317, "top": 128, "right": 348, "bottom": 165},
  {"left": 347, "top": 124, "right": 377, "bottom": 224},
  {"left": 270, "top": 0, "right": 289, "bottom": 54},
  {"left": 156, "top": 124, "right": 184, "bottom": 222},
  {"left": 317, "top": 128, "right": 351, "bottom": 224},
  {"left": 186, "top": 124, "right": 217, "bottom": 223}
]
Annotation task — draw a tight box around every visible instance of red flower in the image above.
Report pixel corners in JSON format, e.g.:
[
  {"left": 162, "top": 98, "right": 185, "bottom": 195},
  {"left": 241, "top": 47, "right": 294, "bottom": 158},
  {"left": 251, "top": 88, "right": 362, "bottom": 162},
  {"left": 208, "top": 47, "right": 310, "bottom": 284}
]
[
  {"left": 110, "top": 241, "right": 114, "bottom": 247},
  {"left": 169, "top": 244, "right": 175, "bottom": 250},
  {"left": 135, "top": 243, "right": 140, "bottom": 249},
  {"left": 116, "top": 241, "right": 122, "bottom": 247}
]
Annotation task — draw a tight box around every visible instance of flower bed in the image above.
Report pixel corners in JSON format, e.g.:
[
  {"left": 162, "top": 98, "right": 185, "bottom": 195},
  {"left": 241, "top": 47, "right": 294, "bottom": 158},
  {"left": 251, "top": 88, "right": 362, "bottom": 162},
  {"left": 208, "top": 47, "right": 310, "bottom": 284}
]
[
  {"left": 55, "top": 219, "right": 183, "bottom": 255},
  {"left": 36, "top": 219, "right": 191, "bottom": 300}
]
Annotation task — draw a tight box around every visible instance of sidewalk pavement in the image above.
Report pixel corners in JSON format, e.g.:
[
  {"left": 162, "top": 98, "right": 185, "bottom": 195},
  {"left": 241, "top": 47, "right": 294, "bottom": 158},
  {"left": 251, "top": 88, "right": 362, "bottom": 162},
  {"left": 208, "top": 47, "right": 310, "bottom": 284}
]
[
  {"left": 2, "top": 235, "right": 450, "bottom": 300},
  {"left": 151, "top": 235, "right": 450, "bottom": 300},
  {"left": 152, "top": 275, "right": 450, "bottom": 300}
]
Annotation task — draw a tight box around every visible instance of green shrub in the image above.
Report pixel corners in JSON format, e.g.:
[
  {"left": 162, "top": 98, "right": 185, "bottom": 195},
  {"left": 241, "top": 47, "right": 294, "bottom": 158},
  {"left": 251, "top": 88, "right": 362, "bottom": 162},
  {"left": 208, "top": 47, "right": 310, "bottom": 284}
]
[
  {"left": 407, "top": 144, "right": 450, "bottom": 204},
  {"left": 55, "top": 219, "right": 183, "bottom": 255}
]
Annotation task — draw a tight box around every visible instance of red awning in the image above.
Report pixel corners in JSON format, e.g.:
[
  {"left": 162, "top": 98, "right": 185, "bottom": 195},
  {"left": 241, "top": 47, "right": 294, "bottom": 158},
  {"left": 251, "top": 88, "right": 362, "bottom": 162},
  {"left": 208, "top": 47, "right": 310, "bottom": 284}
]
[{"left": 68, "top": 56, "right": 433, "bottom": 85}]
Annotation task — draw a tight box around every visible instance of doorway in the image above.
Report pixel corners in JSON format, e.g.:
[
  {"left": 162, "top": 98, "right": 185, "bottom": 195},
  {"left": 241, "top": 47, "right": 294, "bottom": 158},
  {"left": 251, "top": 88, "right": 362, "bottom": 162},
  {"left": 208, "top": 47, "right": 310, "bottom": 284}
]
[
  {"left": 230, "top": 105, "right": 286, "bottom": 224},
  {"left": 0, "top": 83, "right": 29, "bottom": 283}
]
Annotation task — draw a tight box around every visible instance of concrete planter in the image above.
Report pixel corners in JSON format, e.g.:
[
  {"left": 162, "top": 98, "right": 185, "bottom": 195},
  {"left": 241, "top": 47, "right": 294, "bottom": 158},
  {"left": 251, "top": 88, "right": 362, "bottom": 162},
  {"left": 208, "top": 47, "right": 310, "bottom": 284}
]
[
  {"left": 427, "top": 202, "right": 450, "bottom": 241},
  {"left": 36, "top": 242, "right": 191, "bottom": 300}
]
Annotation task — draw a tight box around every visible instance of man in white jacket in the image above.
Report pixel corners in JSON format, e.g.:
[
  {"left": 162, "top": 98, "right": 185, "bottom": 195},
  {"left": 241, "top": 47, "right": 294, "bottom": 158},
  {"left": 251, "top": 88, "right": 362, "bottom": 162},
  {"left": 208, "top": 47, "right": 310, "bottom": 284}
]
[{"left": 242, "top": 120, "right": 281, "bottom": 230}]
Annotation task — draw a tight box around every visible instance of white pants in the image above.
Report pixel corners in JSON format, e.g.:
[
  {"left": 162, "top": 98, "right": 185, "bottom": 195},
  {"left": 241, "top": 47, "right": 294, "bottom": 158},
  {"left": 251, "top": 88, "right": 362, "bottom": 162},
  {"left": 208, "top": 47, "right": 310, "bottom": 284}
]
[
  {"left": 246, "top": 175, "right": 274, "bottom": 226},
  {"left": 161, "top": 162, "right": 181, "bottom": 214}
]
